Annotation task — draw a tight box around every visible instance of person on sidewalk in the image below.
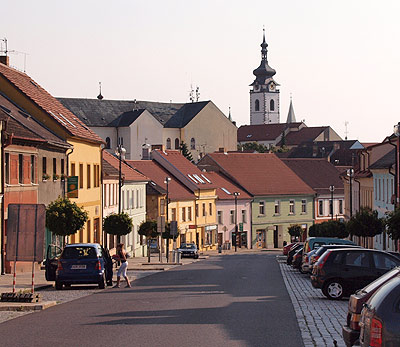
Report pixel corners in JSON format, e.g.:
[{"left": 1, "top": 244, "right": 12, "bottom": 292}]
[{"left": 114, "top": 243, "right": 131, "bottom": 288}]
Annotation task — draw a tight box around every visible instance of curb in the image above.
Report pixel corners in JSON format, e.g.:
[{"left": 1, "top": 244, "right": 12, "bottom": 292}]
[{"left": 0, "top": 300, "right": 57, "bottom": 311}]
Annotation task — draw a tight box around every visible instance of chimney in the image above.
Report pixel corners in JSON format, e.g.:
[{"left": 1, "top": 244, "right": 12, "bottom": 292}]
[{"left": 0, "top": 55, "right": 9, "bottom": 66}]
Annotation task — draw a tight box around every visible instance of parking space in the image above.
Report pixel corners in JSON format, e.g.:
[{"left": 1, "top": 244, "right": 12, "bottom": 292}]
[{"left": 277, "top": 256, "right": 348, "bottom": 347}]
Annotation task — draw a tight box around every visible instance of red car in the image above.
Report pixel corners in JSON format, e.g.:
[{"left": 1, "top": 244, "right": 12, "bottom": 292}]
[{"left": 283, "top": 242, "right": 297, "bottom": 256}]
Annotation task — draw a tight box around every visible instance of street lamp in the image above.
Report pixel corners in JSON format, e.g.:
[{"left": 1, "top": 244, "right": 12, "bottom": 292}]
[
  {"left": 329, "top": 185, "right": 335, "bottom": 220},
  {"left": 115, "top": 144, "right": 126, "bottom": 243},
  {"left": 164, "top": 177, "right": 171, "bottom": 262},
  {"left": 347, "top": 169, "right": 354, "bottom": 218},
  {"left": 233, "top": 192, "right": 240, "bottom": 252},
  {"left": 394, "top": 122, "right": 400, "bottom": 208}
]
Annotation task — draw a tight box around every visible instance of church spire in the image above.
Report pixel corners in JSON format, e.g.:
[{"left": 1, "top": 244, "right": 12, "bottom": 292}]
[
  {"left": 286, "top": 96, "right": 296, "bottom": 123},
  {"left": 251, "top": 29, "right": 276, "bottom": 86}
]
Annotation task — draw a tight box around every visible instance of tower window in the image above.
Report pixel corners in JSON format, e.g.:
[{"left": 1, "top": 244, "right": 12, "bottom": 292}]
[
  {"left": 166, "top": 138, "right": 171, "bottom": 149},
  {"left": 255, "top": 99, "right": 260, "bottom": 111},
  {"left": 175, "top": 138, "right": 180, "bottom": 149},
  {"left": 270, "top": 99, "right": 275, "bottom": 111}
]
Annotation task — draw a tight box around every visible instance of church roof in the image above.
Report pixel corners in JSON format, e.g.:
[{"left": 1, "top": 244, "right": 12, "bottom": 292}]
[
  {"left": 164, "top": 101, "right": 209, "bottom": 128},
  {"left": 286, "top": 99, "right": 296, "bottom": 123},
  {"left": 251, "top": 30, "right": 277, "bottom": 86}
]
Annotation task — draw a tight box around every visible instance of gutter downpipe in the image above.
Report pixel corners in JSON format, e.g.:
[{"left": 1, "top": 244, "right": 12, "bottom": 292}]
[{"left": 1, "top": 119, "right": 7, "bottom": 275}]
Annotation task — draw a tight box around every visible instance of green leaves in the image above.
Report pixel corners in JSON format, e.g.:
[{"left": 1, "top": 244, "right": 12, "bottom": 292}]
[
  {"left": 308, "top": 220, "right": 348, "bottom": 238},
  {"left": 46, "top": 197, "right": 88, "bottom": 236},
  {"left": 385, "top": 207, "right": 400, "bottom": 240},
  {"left": 347, "top": 207, "right": 384, "bottom": 238},
  {"left": 103, "top": 213, "right": 133, "bottom": 236},
  {"left": 138, "top": 220, "right": 159, "bottom": 238},
  {"left": 287, "top": 224, "right": 303, "bottom": 237}
]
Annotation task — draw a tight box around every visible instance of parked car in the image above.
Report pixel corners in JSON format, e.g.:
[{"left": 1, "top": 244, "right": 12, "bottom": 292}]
[
  {"left": 311, "top": 248, "right": 400, "bottom": 300},
  {"left": 283, "top": 242, "right": 297, "bottom": 256},
  {"left": 309, "top": 244, "right": 362, "bottom": 272},
  {"left": 342, "top": 267, "right": 400, "bottom": 347},
  {"left": 292, "top": 247, "right": 304, "bottom": 270},
  {"left": 304, "top": 237, "right": 356, "bottom": 253},
  {"left": 178, "top": 243, "right": 199, "bottom": 259},
  {"left": 45, "top": 243, "right": 113, "bottom": 290},
  {"left": 359, "top": 275, "right": 400, "bottom": 347},
  {"left": 286, "top": 243, "right": 303, "bottom": 265},
  {"left": 301, "top": 249, "right": 318, "bottom": 274}
]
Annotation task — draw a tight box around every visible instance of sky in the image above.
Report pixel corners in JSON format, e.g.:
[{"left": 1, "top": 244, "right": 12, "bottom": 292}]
[{"left": 2, "top": 0, "right": 400, "bottom": 142}]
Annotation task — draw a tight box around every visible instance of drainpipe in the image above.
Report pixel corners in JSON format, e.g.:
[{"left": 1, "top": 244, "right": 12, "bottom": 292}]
[
  {"left": 1, "top": 119, "right": 8, "bottom": 275},
  {"left": 100, "top": 145, "right": 105, "bottom": 248}
]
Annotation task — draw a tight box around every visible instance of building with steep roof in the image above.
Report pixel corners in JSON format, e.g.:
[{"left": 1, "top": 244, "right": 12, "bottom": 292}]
[
  {"left": 198, "top": 152, "right": 315, "bottom": 248},
  {"left": 0, "top": 58, "right": 105, "bottom": 245},
  {"left": 59, "top": 97, "right": 237, "bottom": 161}
]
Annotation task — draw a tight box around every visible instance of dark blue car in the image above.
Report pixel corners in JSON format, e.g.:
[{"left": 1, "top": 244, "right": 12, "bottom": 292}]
[{"left": 45, "top": 243, "right": 113, "bottom": 290}]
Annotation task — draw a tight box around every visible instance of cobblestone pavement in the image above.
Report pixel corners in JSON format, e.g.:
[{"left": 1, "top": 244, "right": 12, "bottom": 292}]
[
  {"left": 278, "top": 256, "right": 348, "bottom": 347},
  {"left": 0, "top": 270, "right": 159, "bottom": 324}
]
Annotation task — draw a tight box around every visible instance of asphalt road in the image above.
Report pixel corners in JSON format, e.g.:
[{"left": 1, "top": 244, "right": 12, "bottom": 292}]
[{"left": 0, "top": 253, "right": 303, "bottom": 347}]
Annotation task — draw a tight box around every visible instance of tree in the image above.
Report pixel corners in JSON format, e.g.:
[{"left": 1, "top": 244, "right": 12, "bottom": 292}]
[
  {"left": 288, "top": 225, "right": 303, "bottom": 240},
  {"left": 308, "top": 224, "right": 319, "bottom": 237},
  {"left": 238, "top": 142, "right": 269, "bottom": 153},
  {"left": 103, "top": 212, "right": 133, "bottom": 237},
  {"left": 308, "top": 221, "right": 348, "bottom": 238},
  {"left": 385, "top": 207, "right": 400, "bottom": 241},
  {"left": 46, "top": 197, "right": 88, "bottom": 243},
  {"left": 346, "top": 207, "right": 384, "bottom": 240},
  {"left": 180, "top": 142, "right": 194, "bottom": 162},
  {"left": 138, "top": 220, "right": 159, "bottom": 262}
]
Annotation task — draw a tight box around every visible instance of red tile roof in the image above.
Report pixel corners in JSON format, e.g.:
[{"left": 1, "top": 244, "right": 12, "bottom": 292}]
[
  {"left": 204, "top": 153, "right": 315, "bottom": 196},
  {"left": 0, "top": 63, "right": 103, "bottom": 144},
  {"left": 281, "top": 127, "right": 329, "bottom": 146},
  {"left": 238, "top": 123, "right": 302, "bottom": 142},
  {"left": 103, "top": 151, "right": 149, "bottom": 182},
  {"left": 204, "top": 172, "right": 251, "bottom": 200},
  {"left": 127, "top": 160, "right": 195, "bottom": 201},
  {"left": 281, "top": 158, "right": 344, "bottom": 195}
]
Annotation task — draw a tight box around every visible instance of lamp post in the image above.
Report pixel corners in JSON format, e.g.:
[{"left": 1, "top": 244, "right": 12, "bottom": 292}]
[
  {"left": 164, "top": 177, "right": 171, "bottom": 262},
  {"left": 347, "top": 169, "right": 354, "bottom": 218},
  {"left": 329, "top": 185, "right": 335, "bottom": 220},
  {"left": 233, "top": 192, "right": 240, "bottom": 252},
  {"left": 115, "top": 144, "right": 126, "bottom": 243},
  {"left": 394, "top": 123, "right": 400, "bottom": 208}
]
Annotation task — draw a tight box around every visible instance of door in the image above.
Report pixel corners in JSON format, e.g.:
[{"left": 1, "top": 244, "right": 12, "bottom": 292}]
[
  {"left": 273, "top": 227, "right": 278, "bottom": 248},
  {"left": 45, "top": 244, "right": 62, "bottom": 281},
  {"left": 256, "top": 230, "right": 265, "bottom": 248},
  {"left": 217, "top": 233, "right": 223, "bottom": 246},
  {"left": 342, "top": 251, "right": 374, "bottom": 291},
  {"left": 241, "top": 232, "right": 247, "bottom": 248}
]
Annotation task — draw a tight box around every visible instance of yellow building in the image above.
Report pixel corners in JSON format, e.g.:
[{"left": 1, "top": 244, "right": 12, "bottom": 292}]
[{"left": 0, "top": 58, "right": 104, "bottom": 244}]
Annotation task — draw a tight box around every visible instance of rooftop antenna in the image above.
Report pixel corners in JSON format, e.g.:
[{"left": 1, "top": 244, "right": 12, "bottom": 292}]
[
  {"left": 228, "top": 106, "right": 232, "bottom": 121},
  {"left": 344, "top": 121, "right": 349, "bottom": 140},
  {"left": 0, "top": 38, "right": 8, "bottom": 56},
  {"left": 1, "top": 38, "right": 29, "bottom": 72},
  {"left": 97, "top": 82, "right": 103, "bottom": 100},
  {"left": 189, "top": 84, "right": 195, "bottom": 103},
  {"left": 195, "top": 86, "right": 200, "bottom": 102}
]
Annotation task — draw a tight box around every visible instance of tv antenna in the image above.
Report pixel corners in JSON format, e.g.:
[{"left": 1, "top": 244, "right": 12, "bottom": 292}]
[
  {"left": 344, "top": 121, "right": 349, "bottom": 140},
  {"left": 0, "top": 38, "right": 29, "bottom": 72},
  {"left": 189, "top": 84, "right": 200, "bottom": 102}
]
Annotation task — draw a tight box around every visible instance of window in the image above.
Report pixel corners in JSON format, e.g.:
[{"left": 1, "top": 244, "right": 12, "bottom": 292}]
[
  {"left": 301, "top": 199, "right": 307, "bottom": 213},
  {"left": 373, "top": 253, "right": 398, "bottom": 270},
  {"left": 190, "top": 138, "right": 195, "bottom": 150},
  {"left": 182, "top": 207, "right": 186, "bottom": 222},
  {"left": 53, "top": 158, "right": 57, "bottom": 177},
  {"left": 195, "top": 204, "right": 199, "bottom": 217},
  {"left": 217, "top": 211, "right": 223, "bottom": 224},
  {"left": 166, "top": 138, "right": 171, "bottom": 149},
  {"left": 171, "top": 208, "right": 176, "bottom": 221},
  {"left": 188, "top": 207, "right": 192, "bottom": 221},
  {"left": 5, "top": 153, "right": 9, "bottom": 184},
  {"left": 61, "top": 159, "right": 65, "bottom": 175},
  {"left": 122, "top": 191, "right": 125, "bottom": 210},
  {"left": 31, "top": 155, "right": 35, "bottom": 183},
  {"left": 255, "top": 99, "right": 260, "bottom": 111},
  {"left": 79, "top": 164, "right": 83, "bottom": 189},
  {"left": 175, "top": 138, "right": 180, "bottom": 149},
  {"left": 87, "top": 220, "right": 91, "bottom": 243},
  {"left": 329, "top": 199, "right": 333, "bottom": 216},
  {"left": 230, "top": 210, "right": 235, "bottom": 224},
  {"left": 339, "top": 200, "right": 343, "bottom": 214},
  {"left": 87, "top": 164, "right": 91, "bottom": 188},
  {"left": 209, "top": 203, "right": 212, "bottom": 216},
  {"left": 42, "top": 157, "right": 47, "bottom": 175},
  {"left": 18, "top": 154, "right": 23, "bottom": 184},
  {"left": 105, "top": 137, "right": 111, "bottom": 149},
  {"left": 274, "top": 200, "right": 280, "bottom": 214},
  {"left": 270, "top": 99, "right": 275, "bottom": 111},
  {"left": 242, "top": 210, "right": 247, "bottom": 223},
  {"left": 71, "top": 162, "right": 76, "bottom": 176},
  {"left": 344, "top": 251, "right": 370, "bottom": 267},
  {"left": 160, "top": 198, "right": 165, "bottom": 215},
  {"left": 318, "top": 200, "right": 323, "bottom": 216},
  {"left": 259, "top": 201, "right": 265, "bottom": 215},
  {"left": 136, "top": 190, "right": 139, "bottom": 208},
  {"left": 289, "top": 200, "right": 295, "bottom": 214},
  {"left": 202, "top": 203, "right": 206, "bottom": 216}
]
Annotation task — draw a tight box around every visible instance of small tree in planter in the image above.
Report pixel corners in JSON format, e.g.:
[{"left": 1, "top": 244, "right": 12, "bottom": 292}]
[
  {"left": 103, "top": 213, "right": 133, "bottom": 245},
  {"left": 288, "top": 224, "right": 303, "bottom": 241},
  {"left": 138, "top": 220, "right": 160, "bottom": 263},
  {"left": 46, "top": 197, "right": 88, "bottom": 244},
  {"left": 385, "top": 208, "right": 400, "bottom": 247}
]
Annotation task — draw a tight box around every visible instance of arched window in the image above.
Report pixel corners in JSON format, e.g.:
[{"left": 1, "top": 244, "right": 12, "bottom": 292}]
[
  {"left": 270, "top": 99, "right": 275, "bottom": 111},
  {"left": 190, "top": 138, "right": 195, "bottom": 150},
  {"left": 255, "top": 99, "right": 260, "bottom": 111},
  {"left": 105, "top": 137, "right": 111, "bottom": 149},
  {"left": 166, "top": 138, "right": 171, "bottom": 149},
  {"left": 175, "top": 138, "right": 180, "bottom": 149}
]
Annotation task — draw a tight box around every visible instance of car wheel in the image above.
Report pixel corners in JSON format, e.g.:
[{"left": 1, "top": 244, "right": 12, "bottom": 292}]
[
  {"left": 322, "top": 279, "right": 345, "bottom": 300},
  {"left": 55, "top": 281, "right": 63, "bottom": 290},
  {"left": 98, "top": 274, "right": 106, "bottom": 289}
]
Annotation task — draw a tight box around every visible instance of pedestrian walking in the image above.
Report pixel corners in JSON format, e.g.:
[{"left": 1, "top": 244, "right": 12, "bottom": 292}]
[{"left": 113, "top": 243, "right": 131, "bottom": 288}]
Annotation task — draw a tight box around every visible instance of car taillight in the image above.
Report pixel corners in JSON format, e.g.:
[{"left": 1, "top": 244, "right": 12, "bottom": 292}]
[
  {"left": 95, "top": 260, "right": 102, "bottom": 270},
  {"left": 314, "top": 255, "right": 320, "bottom": 263},
  {"left": 369, "top": 317, "right": 382, "bottom": 347},
  {"left": 57, "top": 260, "right": 63, "bottom": 271},
  {"left": 349, "top": 313, "right": 361, "bottom": 330}
]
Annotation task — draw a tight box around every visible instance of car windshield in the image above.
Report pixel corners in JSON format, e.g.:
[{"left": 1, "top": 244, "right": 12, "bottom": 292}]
[
  {"left": 180, "top": 244, "right": 196, "bottom": 249},
  {"left": 360, "top": 268, "right": 400, "bottom": 294},
  {"left": 62, "top": 246, "right": 98, "bottom": 259}
]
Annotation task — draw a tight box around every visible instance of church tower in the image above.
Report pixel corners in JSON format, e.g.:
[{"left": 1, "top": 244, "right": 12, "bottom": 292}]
[{"left": 250, "top": 30, "right": 280, "bottom": 125}]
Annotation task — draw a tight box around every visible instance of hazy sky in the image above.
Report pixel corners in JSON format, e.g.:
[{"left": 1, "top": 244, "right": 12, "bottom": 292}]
[{"left": 2, "top": 0, "right": 400, "bottom": 142}]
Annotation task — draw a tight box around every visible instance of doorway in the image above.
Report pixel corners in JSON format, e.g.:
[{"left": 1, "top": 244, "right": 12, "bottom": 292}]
[
  {"left": 256, "top": 230, "right": 266, "bottom": 248},
  {"left": 273, "top": 226, "right": 278, "bottom": 248}
]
